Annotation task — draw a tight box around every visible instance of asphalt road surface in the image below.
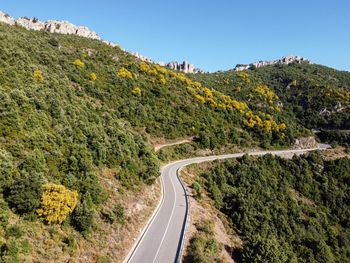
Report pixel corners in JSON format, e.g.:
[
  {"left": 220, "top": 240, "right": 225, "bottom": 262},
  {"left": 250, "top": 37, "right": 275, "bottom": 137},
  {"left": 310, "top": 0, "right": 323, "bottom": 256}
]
[{"left": 125, "top": 145, "right": 328, "bottom": 263}]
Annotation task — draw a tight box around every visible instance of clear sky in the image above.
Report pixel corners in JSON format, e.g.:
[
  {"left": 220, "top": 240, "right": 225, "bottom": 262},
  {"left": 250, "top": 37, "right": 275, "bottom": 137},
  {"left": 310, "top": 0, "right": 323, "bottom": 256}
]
[{"left": 2, "top": 0, "right": 350, "bottom": 72}]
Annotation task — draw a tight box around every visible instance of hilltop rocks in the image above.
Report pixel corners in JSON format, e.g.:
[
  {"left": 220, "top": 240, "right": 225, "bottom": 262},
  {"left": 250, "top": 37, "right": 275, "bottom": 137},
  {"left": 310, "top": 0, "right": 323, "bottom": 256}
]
[
  {"left": 46, "top": 20, "right": 100, "bottom": 40},
  {"left": 131, "top": 52, "right": 155, "bottom": 63},
  {"left": 162, "top": 61, "right": 203, "bottom": 74},
  {"left": 0, "top": 10, "right": 101, "bottom": 41},
  {"left": 16, "top": 17, "right": 45, "bottom": 31},
  {"left": 132, "top": 52, "right": 203, "bottom": 74},
  {"left": 234, "top": 55, "right": 311, "bottom": 71},
  {"left": 0, "top": 11, "right": 15, "bottom": 25}
]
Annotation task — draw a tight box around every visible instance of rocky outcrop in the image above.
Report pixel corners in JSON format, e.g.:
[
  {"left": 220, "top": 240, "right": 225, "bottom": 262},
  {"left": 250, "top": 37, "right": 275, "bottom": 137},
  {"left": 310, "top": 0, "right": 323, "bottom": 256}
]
[
  {"left": 234, "top": 55, "right": 311, "bottom": 71},
  {"left": 293, "top": 137, "right": 318, "bottom": 150},
  {"left": 0, "top": 10, "right": 102, "bottom": 41},
  {"left": 132, "top": 52, "right": 203, "bottom": 74},
  {"left": 1, "top": 10, "right": 203, "bottom": 73},
  {"left": 16, "top": 17, "right": 46, "bottom": 31},
  {"left": 131, "top": 52, "right": 155, "bottom": 63},
  {"left": 0, "top": 11, "right": 15, "bottom": 25},
  {"left": 161, "top": 61, "right": 203, "bottom": 74}
]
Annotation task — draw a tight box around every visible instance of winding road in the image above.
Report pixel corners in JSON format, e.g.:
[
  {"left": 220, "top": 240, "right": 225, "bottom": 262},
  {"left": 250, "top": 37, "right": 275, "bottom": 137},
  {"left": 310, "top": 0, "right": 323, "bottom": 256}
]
[{"left": 124, "top": 145, "right": 329, "bottom": 263}]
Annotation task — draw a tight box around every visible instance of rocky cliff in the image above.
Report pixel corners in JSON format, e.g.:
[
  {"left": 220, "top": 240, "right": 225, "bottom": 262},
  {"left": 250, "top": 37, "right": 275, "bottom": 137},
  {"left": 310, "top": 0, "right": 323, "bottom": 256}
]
[
  {"left": 234, "top": 55, "right": 311, "bottom": 71},
  {"left": 0, "top": 11, "right": 101, "bottom": 40},
  {"left": 159, "top": 61, "right": 203, "bottom": 74},
  {"left": 131, "top": 52, "right": 203, "bottom": 74}
]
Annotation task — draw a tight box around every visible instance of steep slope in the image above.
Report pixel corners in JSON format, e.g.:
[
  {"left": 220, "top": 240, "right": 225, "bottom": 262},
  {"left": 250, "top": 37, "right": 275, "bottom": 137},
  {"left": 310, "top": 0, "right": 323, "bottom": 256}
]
[
  {"left": 189, "top": 152, "right": 350, "bottom": 263},
  {"left": 0, "top": 22, "right": 310, "bottom": 261}
]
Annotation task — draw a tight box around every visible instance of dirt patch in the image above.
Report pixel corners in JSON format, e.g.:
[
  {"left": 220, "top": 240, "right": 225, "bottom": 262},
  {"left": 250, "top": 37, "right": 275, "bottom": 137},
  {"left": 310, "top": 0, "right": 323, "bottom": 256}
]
[
  {"left": 18, "top": 168, "right": 161, "bottom": 263},
  {"left": 321, "top": 147, "right": 350, "bottom": 160},
  {"left": 181, "top": 166, "right": 242, "bottom": 263},
  {"left": 153, "top": 138, "right": 193, "bottom": 152}
]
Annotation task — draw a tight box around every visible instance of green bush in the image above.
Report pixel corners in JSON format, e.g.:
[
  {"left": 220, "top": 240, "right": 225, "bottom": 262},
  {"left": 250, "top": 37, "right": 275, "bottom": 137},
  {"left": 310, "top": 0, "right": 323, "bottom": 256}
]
[
  {"left": 71, "top": 198, "right": 95, "bottom": 233},
  {"left": 4, "top": 174, "right": 42, "bottom": 214}
]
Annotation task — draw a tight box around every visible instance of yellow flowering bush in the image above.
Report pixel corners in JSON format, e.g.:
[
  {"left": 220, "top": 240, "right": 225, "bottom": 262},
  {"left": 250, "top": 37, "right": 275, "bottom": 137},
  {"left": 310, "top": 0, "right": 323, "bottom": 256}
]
[
  {"left": 73, "top": 59, "right": 85, "bottom": 68},
  {"left": 33, "top": 69, "right": 44, "bottom": 82},
  {"left": 117, "top": 67, "right": 133, "bottom": 79},
  {"left": 90, "top": 72, "right": 97, "bottom": 81},
  {"left": 238, "top": 72, "right": 251, "bottom": 84},
  {"left": 159, "top": 74, "right": 167, "bottom": 85},
  {"left": 132, "top": 87, "right": 142, "bottom": 96},
  {"left": 37, "top": 183, "right": 78, "bottom": 224},
  {"left": 254, "top": 84, "right": 279, "bottom": 102}
]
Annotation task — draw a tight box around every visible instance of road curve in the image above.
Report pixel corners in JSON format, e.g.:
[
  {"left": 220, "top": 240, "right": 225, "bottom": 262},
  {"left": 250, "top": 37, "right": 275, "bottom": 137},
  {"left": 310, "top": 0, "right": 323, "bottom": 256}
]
[{"left": 124, "top": 146, "right": 328, "bottom": 263}]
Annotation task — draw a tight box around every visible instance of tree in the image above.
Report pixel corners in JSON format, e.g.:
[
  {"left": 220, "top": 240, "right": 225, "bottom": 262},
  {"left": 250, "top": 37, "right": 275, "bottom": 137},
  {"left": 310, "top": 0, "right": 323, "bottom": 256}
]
[{"left": 4, "top": 174, "right": 42, "bottom": 214}]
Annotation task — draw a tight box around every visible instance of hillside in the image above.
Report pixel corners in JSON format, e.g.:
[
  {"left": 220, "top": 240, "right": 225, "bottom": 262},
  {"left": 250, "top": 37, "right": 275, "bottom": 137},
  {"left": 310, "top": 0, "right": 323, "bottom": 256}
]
[
  {"left": 186, "top": 152, "right": 350, "bottom": 263},
  {"left": 0, "top": 17, "right": 349, "bottom": 262},
  {"left": 191, "top": 62, "right": 350, "bottom": 131},
  {"left": 0, "top": 21, "right": 310, "bottom": 262}
]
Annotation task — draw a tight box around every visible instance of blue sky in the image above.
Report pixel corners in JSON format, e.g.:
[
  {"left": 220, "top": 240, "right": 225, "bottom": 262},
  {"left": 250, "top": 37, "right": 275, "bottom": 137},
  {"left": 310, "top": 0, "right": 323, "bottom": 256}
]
[{"left": 2, "top": 0, "right": 349, "bottom": 72}]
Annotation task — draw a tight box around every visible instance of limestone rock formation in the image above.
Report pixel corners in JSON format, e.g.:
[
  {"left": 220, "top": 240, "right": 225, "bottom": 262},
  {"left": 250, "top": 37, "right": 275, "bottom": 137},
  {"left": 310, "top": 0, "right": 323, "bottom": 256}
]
[
  {"left": 164, "top": 61, "right": 203, "bottom": 74},
  {"left": 0, "top": 10, "right": 102, "bottom": 41},
  {"left": 16, "top": 17, "right": 46, "bottom": 31},
  {"left": 234, "top": 55, "right": 311, "bottom": 71},
  {"left": 0, "top": 11, "right": 15, "bottom": 25},
  {"left": 132, "top": 53, "right": 203, "bottom": 74}
]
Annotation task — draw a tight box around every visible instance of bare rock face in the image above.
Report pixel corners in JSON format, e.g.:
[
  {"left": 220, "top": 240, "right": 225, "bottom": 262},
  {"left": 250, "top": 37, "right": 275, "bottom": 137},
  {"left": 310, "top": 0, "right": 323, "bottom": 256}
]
[
  {"left": 131, "top": 52, "right": 155, "bottom": 63},
  {"left": 293, "top": 137, "right": 318, "bottom": 150},
  {"left": 16, "top": 17, "right": 45, "bottom": 31},
  {"left": 164, "top": 61, "right": 203, "bottom": 74},
  {"left": 0, "top": 10, "right": 102, "bottom": 42},
  {"left": 0, "top": 11, "right": 15, "bottom": 25},
  {"left": 45, "top": 20, "right": 78, "bottom": 35},
  {"left": 234, "top": 55, "right": 311, "bottom": 71},
  {"left": 132, "top": 53, "right": 203, "bottom": 74}
]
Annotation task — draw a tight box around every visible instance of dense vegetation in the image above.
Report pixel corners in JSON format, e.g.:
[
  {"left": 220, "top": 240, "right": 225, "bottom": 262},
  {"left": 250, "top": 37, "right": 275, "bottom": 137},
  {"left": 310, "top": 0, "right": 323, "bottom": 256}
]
[
  {"left": 199, "top": 152, "right": 350, "bottom": 263},
  {"left": 191, "top": 63, "right": 350, "bottom": 136},
  {"left": 316, "top": 130, "right": 350, "bottom": 147},
  {"left": 0, "top": 22, "right": 161, "bottom": 261}
]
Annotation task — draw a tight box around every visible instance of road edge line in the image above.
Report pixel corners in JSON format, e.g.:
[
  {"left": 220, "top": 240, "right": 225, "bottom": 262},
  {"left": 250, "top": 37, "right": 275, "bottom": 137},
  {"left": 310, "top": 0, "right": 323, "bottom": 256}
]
[
  {"left": 175, "top": 166, "right": 191, "bottom": 263},
  {"left": 123, "top": 168, "right": 166, "bottom": 263}
]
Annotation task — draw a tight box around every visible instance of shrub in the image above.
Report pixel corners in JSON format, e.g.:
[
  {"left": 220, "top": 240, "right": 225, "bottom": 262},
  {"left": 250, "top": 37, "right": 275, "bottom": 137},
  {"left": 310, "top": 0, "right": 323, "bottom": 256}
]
[
  {"left": 0, "top": 150, "right": 18, "bottom": 190},
  {"left": 48, "top": 37, "right": 59, "bottom": 47},
  {"left": 131, "top": 87, "right": 141, "bottom": 96},
  {"left": 33, "top": 70, "right": 44, "bottom": 82},
  {"left": 191, "top": 181, "right": 202, "bottom": 199},
  {"left": 101, "top": 203, "right": 125, "bottom": 225},
  {"left": 117, "top": 67, "right": 133, "bottom": 79},
  {"left": 4, "top": 174, "right": 42, "bottom": 214},
  {"left": 71, "top": 198, "right": 94, "bottom": 233},
  {"left": 73, "top": 59, "right": 85, "bottom": 68},
  {"left": 36, "top": 183, "right": 78, "bottom": 224},
  {"left": 90, "top": 72, "right": 97, "bottom": 81}
]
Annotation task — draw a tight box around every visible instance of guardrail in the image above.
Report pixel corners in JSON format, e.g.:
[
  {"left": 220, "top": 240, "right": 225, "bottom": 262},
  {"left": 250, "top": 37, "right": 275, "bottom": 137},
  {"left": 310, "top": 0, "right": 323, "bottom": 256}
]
[{"left": 175, "top": 166, "right": 191, "bottom": 263}]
